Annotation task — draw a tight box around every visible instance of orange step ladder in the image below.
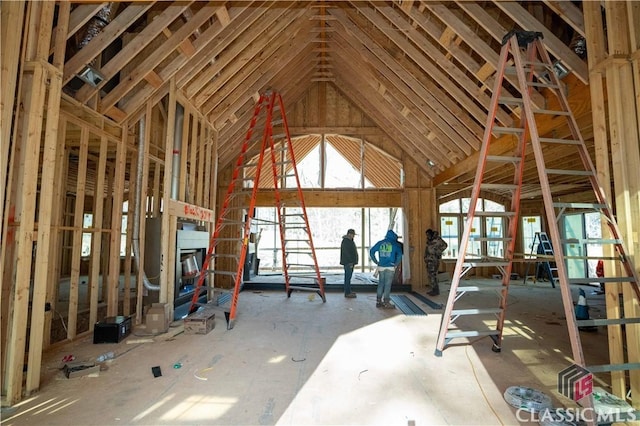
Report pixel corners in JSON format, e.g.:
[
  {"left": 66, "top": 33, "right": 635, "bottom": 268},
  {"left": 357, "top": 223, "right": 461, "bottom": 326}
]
[
  {"left": 188, "top": 90, "right": 325, "bottom": 329},
  {"left": 434, "top": 31, "right": 640, "bottom": 422}
]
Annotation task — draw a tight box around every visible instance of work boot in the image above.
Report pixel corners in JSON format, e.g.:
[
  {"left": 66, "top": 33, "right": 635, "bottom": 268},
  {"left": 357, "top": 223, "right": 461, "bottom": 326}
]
[
  {"left": 427, "top": 285, "right": 440, "bottom": 296},
  {"left": 376, "top": 298, "right": 383, "bottom": 308},
  {"left": 382, "top": 301, "right": 396, "bottom": 309}
]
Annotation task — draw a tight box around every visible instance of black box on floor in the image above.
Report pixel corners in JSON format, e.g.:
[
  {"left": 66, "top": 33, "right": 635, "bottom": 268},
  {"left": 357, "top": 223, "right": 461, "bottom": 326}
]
[{"left": 93, "top": 315, "right": 132, "bottom": 344}]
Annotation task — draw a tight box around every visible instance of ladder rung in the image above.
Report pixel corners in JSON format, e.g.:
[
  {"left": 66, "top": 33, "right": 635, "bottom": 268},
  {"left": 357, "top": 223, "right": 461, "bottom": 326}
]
[
  {"left": 545, "top": 169, "right": 593, "bottom": 176},
  {"left": 568, "top": 277, "right": 636, "bottom": 284},
  {"left": 288, "top": 285, "right": 321, "bottom": 291},
  {"left": 562, "top": 238, "right": 622, "bottom": 245},
  {"left": 210, "top": 270, "right": 237, "bottom": 277},
  {"left": 522, "top": 60, "right": 551, "bottom": 70},
  {"left": 480, "top": 183, "right": 518, "bottom": 190},
  {"left": 445, "top": 330, "right": 500, "bottom": 338},
  {"left": 451, "top": 308, "right": 503, "bottom": 316},
  {"left": 498, "top": 96, "right": 523, "bottom": 105},
  {"left": 492, "top": 126, "right": 524, "bottom": 134},
  {"left": 472, "top": 211, "right": 516, "bottom": 217},
  {"left": 539, "top": 137, "right": 582, "bottom": 145},
  {"left": 586, "top": 363, "right": 640, "bottom": 373},
  {"left": 577, "top": 318, "right": 640, "bottom": 327},
  {"left": 527, "top": 81, "right": 560, "bottom": 89},
  {"left": 210, "top": 253, "right": 240, "bottom": 259},
  {"left": 553, "top": 202, "right": 607, "bottom": 210},
  {"left": 463, "top": 262, "right": 510, "bottom": 267},
  {"left": 456, "top": 286, "right": 483, "bottom": 292},
  {"left": 486, "top": 155, "right": 521, "bottom": 163},
  {"left": 532, "top": 109, "right": 570, "bottom": 116}
]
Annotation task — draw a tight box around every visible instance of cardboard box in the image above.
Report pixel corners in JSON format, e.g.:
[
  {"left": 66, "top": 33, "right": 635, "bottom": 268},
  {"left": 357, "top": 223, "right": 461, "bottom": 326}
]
[
  {"left": 184, "top": 309, "right": 215, "bottom": 335},
  {"left": 145, "top": 303, "right": 170, "bottom": 334}
]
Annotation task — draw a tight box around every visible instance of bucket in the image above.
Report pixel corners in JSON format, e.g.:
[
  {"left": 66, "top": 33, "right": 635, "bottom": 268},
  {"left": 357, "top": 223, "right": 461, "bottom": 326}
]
[{"left": 181, "top": 254, "right": 199, "bottom": 277}]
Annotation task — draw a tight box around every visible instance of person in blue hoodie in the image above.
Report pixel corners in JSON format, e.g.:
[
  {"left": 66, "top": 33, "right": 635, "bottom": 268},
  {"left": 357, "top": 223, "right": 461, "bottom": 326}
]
[{"left": 369, "top": 229, "right": 403, "bottom": 309}]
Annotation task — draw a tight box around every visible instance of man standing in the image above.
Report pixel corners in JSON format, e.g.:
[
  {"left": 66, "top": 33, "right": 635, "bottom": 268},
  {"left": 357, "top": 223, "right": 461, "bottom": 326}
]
[
  {"left": 424, "top": 228, "right": 448, "bottom": 296},
  {"left": 340, "top": 228, "right": 358, "bottom": 298},
  {"left": 370, "top": 229, "right": 403, "bottom": 308}
]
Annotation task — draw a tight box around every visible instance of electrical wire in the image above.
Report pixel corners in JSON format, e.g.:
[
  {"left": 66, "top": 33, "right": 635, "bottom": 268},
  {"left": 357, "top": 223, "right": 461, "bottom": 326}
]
[
  {"left": 54, "top": 309, "right": 68, "bottom": 335},
  {"left": 465, "top": 345, "right": 506, "bottom": 425}
]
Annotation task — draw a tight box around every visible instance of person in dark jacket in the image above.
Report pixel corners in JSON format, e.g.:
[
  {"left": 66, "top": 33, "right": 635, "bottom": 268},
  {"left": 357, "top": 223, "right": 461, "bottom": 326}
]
[
  {"left": 340, "top": 228, "right": 358, "bottom": 298},
  {"left": 370, "top": 229, "right": 403, "bottom": 308},
  {"left": 424, "top": 228, "right": 448, "bottom": 296}
]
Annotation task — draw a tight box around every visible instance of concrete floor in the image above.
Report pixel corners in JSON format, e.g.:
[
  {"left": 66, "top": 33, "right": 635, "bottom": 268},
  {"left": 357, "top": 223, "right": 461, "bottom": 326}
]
[{"left": 1, "top": 278, "right": 614, "bottom": 426}]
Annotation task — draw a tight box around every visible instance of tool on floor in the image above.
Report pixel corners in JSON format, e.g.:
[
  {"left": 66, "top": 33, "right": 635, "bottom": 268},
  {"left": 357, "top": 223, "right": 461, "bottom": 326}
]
[
  {"left": 522, "top": 231, "right": 557, "bottom": 287},
  {"left": 434, "top": 31, "right": 640, "bottom": 416},
  {"left": 188, "top": 91, "right": 325, "bottom": 329}
]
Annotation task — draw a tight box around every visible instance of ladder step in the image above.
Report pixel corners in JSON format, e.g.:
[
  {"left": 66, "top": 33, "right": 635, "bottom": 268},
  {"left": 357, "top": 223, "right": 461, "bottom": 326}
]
[
  {"left": 210, "top": 270, "right": 237, "bottom": 277},
  {"left": 577, "top": 318, "right": 640, "bottom": 327},
  {"left": 553, "top": 202, "right": 607, "bottom": 210},
  {"left": 445, "top": 330, "right": 500, "bottom": 339},
  {"left": 486, "top": 155, "right": 521, "bottom": 163},
  {"left": 451, "top": 308, "right": 503, "bottom": 316},
  {"left": 209, "top": 253, "right": 240, "bottom": 259},
  {"left": 532, "top": 109, "right": 571, "bottom": 116},
  {"left": 472, "top": 211, "right": 516, "bottom": 217},
  {"left": 456, "top": 286, "right": 484, "bottom": 292},
  {"left": 545, "top": 168, "right": 594, "bottom": 176},
  {"left": 480, "top": 183, "right": 518, "bottom": 191},
  {"left": 562, "top": 237, "right": 622, "bottom": 245},
  {"left": 586, "top": 363, "right": 640, "bottom": 374},
  {"left": 538, "top": 137, "right": 582, "bottom": 145},
  {"left": 288, "top": 285, "right": 322, "bottom": 291},
  {"left": 471, "top": 237, "right": 512, "bottom": 242},
  {"left": 568, "top": 277, "right": 636, "bottom": 284},
  {"left": 463, "top": 262, "right": 510, "bottom": 267},
  {"left": 527, "top": 81, "right": 560, "bottom": 89},
  {"left": 498, "top": 96, "right": 523, "bottom": 105},
  {"left": 492, "top": 126, "right": 524, "bottom": 134}
]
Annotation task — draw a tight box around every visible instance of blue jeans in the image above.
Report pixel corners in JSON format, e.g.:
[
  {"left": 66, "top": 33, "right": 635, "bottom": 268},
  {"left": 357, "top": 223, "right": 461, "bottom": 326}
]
[
  {"left": 377, "top": 268, "right": 395, "bottom": 302},
  {"left": 343, "top": 264, "right": 354, "bottom": 295}
]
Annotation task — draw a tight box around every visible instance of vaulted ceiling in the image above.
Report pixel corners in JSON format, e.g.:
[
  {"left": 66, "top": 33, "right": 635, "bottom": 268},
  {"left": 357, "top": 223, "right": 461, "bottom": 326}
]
[{"left": 60, "top": 1, "right": 590, "bottom": 196}]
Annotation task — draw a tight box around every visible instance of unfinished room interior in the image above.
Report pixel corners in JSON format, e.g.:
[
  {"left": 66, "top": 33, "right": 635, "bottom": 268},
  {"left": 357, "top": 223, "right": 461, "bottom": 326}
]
[{"left": 2, "top": 1, "right": 640, "bottom": 425}]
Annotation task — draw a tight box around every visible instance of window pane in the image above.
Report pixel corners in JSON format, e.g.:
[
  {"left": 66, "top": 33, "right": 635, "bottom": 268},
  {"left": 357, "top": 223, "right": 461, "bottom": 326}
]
[
  {"left": 468, "top": 217, "right": 481, "bottom": 258},
  {"left": 563, "top": 214, "right": 584, "bottom": 278},
  {"left": 484, "top": 199, "right": 505, "bottom": 212},
  {"left": 82, "top": 233, "right": 92, "bottom": 256},
  {"left": 522, "top": 216, "right": 542, "bottom": 257},
  {"left": 295, "top": 143, "right": 322, "bottom": 189},
  {"left": 485, "top": 217, "right": 504, "bottom": 258},
  {"left": 585, "top": 212, "right": 602, "bottom": 278},
  {"left": 439, "top": 199, "right": 460, "bottom": 214},
  {"left": 440, "top": 216, "right": 458, "bottom": 258},
  {"left": 324, "top": 141, "right": 361, "bottom": 189}
]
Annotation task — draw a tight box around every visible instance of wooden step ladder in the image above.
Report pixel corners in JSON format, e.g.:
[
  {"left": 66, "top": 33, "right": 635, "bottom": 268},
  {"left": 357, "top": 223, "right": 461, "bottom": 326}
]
[
  {"left": 523, "top": 231, "right": 558, "bottom": 287},
  {"left": 188, "top": 90, "right": 325, "bottom": 329},
  {"left": 434, "top": 30, "right": 640, "bottom": 418}
]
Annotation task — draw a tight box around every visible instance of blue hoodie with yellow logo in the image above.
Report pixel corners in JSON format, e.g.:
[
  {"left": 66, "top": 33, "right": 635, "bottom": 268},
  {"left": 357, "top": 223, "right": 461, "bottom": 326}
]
[{"left": 369, "top": 230, "right": 403, "bottom": 268}]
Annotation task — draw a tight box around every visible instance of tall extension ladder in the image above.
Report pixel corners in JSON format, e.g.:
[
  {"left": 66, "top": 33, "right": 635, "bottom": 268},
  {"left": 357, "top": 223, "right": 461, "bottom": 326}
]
[
  {"left": 435, "top": 30, "right": 640, "bottom": 414},
  {"left": 523, "top": 231, "right": 558, "bottom": 287},
  {"left": 188, "top": 90, "right": 325, "bottom": 329}
]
